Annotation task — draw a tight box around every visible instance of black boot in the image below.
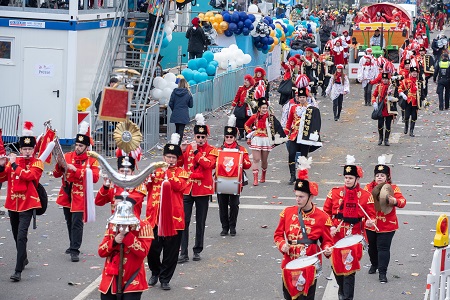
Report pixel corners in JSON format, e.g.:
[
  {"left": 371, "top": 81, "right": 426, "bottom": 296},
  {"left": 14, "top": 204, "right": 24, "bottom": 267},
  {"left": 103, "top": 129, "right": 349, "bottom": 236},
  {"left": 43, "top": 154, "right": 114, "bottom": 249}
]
[
  {"left": 288, "top": 164, "right": 296, "bottom": 185},
  {"left": 384, "top": 130, "right": 390, "bottom": 146},
  {"left": 404, "top": 121, "right": 409, "bottom": 134},
  {"left": 410, "top": 121, "right": 415, "bottom": 137},
  {"left": 379, "top": 273, "right": 388, "bottom": 283},
  {"left": 377, "top": 129, "right": 383, "bottom": 145}
]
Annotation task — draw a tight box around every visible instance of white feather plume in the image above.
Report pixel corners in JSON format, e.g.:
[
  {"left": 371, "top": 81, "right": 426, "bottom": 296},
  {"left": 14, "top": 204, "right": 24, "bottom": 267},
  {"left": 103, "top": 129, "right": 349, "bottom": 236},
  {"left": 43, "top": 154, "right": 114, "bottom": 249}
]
[
  {"left": 195, "top": 113, "right": 205, "bottom": 126},
  {"left": 346, "top": 155, "right": 355, "bottom": 165},
  {"left": 79, "top": 121, "right": 89, "bottom": 135},
  {"left": 170, "top": 133, "right": 180, "bottom": 145},
  {"left": 378, "top": 155, "right": 386, "bottom": 165},
  {"left": 297, "top": 156, "right": 312, "bottom": 171},
  {"left": 227, "top": 114, "right": 237, "bottom": 127}
]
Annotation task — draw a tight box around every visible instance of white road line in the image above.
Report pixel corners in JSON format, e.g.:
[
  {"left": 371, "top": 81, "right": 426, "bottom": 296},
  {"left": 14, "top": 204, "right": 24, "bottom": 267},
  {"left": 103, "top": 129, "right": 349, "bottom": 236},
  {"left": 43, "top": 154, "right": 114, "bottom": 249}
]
[
  {"left": 73, "top": 274, "right": 102, "bottom": 300},
  {"left": 432, "top": 203, "right": 450, "bottom": 206},
  {"left": 435, "top": 166, "right": 450, "bottom": 168},
  {"left": 264, "top": 179, "right": 282, "bottom": 183},
  {"left": 432, "top": 185, "right": 450, "bottom": 189},
  {"left": 322, "top": 271, "right": 339, "bottom": 300}
]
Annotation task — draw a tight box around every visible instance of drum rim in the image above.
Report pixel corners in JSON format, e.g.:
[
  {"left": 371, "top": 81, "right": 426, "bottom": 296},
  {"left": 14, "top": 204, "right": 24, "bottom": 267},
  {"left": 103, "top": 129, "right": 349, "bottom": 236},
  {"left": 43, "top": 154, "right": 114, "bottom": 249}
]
[
  {"left": 334, "top": 234, "right": 364, "bottom": 249},
  {"left": 285, "top": 256, "right": 319, "bottom": 270}
]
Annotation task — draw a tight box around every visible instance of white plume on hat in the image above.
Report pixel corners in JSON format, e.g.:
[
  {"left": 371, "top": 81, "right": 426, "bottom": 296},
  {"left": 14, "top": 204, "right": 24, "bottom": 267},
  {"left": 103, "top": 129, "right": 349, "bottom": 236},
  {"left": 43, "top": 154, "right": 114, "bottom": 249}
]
[
  {"left": 170, "top": 133, "right": 180, "bottom": 145},
  {"left": 378, "top": 155, "right": 386, "bottom": 165},
  {"left": 346, "top": 155, "right": 355, "bottom": 165},
  {"left": 297, "top": 156, "right": 312, "bottom": 171},
  {"left": 22, "top": 121, "right": 34, "bottom": 136},
  {"left": 79, "top": 121, "right": 89, "bottom": 135},
  {"left": 195, "top": 113, "right": 205, "bottom": 126},
  {"left": 227, "top": 114, "right": 237, "bottom": 127}
]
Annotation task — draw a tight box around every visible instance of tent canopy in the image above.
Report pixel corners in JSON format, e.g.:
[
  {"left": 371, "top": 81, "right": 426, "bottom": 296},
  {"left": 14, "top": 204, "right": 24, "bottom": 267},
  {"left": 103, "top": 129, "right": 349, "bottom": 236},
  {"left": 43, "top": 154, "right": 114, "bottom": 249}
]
[{"left": 361, "top": 2, "right": 412, "bottom": 28}]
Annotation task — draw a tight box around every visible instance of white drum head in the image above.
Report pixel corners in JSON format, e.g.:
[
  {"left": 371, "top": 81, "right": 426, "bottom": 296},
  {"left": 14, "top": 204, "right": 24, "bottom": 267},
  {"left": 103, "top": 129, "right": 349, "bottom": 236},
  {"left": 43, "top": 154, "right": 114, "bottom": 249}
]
[
  {"left": 334, "top": 235, "right": 364, "bottom": 249},
  {"left": 285, "top": 256, "right": 319, "bottom": 270}
]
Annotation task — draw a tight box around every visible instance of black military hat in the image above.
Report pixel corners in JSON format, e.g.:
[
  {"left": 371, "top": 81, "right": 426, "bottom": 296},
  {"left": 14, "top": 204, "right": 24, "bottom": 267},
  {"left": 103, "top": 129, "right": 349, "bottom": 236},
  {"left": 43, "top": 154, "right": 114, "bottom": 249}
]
[
  {"left": 163, "top": 133, "right": 183, "bottom": 157},
  {"left": 410, "top": 66, "right": 419, "bottom": 72},
  {"left": 193, "top": 113, "right": 209, "bottom": 135},
  {"left": 294, "top": 179, "right": 311, "bottom": 193},
  {"left": 117, "top": 156, "right": 136, "bottom": 171},
  {"left": 75, "top": 121, "right": 91, "bottom": 146},
  {"left": 374, "top": 164, "right": 390, "bottom": 176},
  {"left": 297, "top": 87, "right": 307, "bottom": 97},
  {"left": 381, "top": 73, "right": 390, "bottom": 79},
  {"left": 258, "top": 98, "right": 269, "bottom": 107},
  {"left": 19, "top": 121, "right": 36, "bottom": 148},
  {"left": 419, "top": 46, "right": 426, "bottom": 52},
  {"left": 404, "top": 59, "right": 411, "bottom": 65},
  {"left": 343, "top": 165, "right": 359, "bottom": 177},
  {"left": 224, "top": 126, "right": 238, "bottom": 136}
]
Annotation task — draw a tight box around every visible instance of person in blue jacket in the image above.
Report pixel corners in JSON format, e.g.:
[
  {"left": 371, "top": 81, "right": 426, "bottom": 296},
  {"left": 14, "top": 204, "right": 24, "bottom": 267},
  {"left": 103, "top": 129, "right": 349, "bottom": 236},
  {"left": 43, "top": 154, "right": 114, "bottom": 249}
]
[{"left": 169, "top": 78, "right": 193, "bottom": 145}]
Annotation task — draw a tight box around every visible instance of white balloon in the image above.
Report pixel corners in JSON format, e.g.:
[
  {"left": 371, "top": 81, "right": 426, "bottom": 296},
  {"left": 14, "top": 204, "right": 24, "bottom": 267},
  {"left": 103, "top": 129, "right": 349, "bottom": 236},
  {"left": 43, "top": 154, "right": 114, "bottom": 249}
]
[
  {"left": 164, "top": 26, "right": 173, "bottom": 36},
  {"left": 164, "top": 72, "right": 177, "bottom": 83},
  {"left": 168, "top": 21, "right": 175, "bottom": 30},
  {"left": 153, "top": 77, "right": 166, "bottom": 89},
  {"left": 166, "top": 34, "right": 172, "bottom": 42},
  {"left": 219, "top": 61, "right": 228, "bottom": 69},
  {"left": 236, "top": 58, "right": 244, "bottom": 66},
  {"left": 171, "top": 82, "right": 178, "bottom": 89},
  {"left": 162, "top": 87, "right": 173, "bottom": 100},
  {"left": 248, "top": 4, "right": 258, "bottom": 13},
  {"left": 151, "top": 88, "right": 163, "bottom": 99},
  {"left": 243, "top": 54, "right": 252, "bottom": 64},
  {"left": 229, "top": 61, "right": 238, "bottom": 69},
  {"left": 229, "top": 44, "right": 238, "bottom": 51}
]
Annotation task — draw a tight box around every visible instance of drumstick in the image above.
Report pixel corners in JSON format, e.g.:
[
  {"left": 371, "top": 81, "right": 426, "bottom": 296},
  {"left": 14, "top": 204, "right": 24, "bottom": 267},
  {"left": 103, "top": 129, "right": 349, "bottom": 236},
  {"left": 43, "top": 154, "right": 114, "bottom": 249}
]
[
  {"left": 312, "top": 245, "right": 336, "bottom": 257},
  {"left": 358, "top": 203, "right": 379, "bottom": 231}
]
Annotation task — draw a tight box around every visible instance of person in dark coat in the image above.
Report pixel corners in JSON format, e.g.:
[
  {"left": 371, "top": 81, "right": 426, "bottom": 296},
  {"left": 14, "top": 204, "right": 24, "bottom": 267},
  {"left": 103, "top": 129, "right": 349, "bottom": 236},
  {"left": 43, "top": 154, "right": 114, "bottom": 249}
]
[
  {"left": 169, "top": 78, "right": 193, "bottom": 145},
  {"left": 186, "top": 17, "right": 207, "bottom": 59}
]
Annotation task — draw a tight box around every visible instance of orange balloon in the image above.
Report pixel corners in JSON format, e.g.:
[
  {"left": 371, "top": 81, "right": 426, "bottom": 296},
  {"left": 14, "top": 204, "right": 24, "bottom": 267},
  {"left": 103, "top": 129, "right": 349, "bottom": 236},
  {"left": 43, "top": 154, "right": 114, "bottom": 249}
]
[
  {"left": 220, "top": 21, "right": 228, "bottom": 30},
  {"left": 270, "top": 29, "right": 276, "bottom": 37},
  {"left": 217, "top": 28, "right": 224, "bottom": 34},
  {"left": 205, "top": 11, "right": 213, "bottom": 17},
  {"left": 273, "top": 36, "right": 279, "bottom": 45},
  {"left": 209, "top": 16, "right": 216, "bottom": 23},
  {"left": 198, "top": 13, "right": 205, "bottom": 20},
  {"left": 215, "top": 14, "right": 223, "bottom": 23},
  {"left": 203, "top": 16, "right": 210, "bottom": 22},
  {"left": 212, "top": 22, "right": 219, "bottom": 30}
]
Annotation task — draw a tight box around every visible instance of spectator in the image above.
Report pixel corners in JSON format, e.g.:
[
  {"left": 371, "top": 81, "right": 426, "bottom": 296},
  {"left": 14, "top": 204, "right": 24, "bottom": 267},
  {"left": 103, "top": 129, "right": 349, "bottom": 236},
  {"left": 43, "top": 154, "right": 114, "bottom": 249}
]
[
  {"left": 201, "top": 21, "right": 218, "bottom": 46},
  {"left": 169, "top": 79, "right": 193, "bottom": 145},
  {"left": 370, "top": 29, "right": 386, "bottom": 48},
  {"left": 186, "top": 17, "right": 207, "bottom": 59},
  {"left": 144, "top": 0, "right": 165, "bottom": 45}
]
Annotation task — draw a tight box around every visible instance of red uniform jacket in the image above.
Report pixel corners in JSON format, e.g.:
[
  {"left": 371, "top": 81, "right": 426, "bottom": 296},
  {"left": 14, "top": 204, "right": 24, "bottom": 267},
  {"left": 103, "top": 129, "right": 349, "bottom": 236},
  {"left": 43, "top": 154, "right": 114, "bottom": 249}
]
[
  {"left": 281, "top": 62, "right": 297, "bottom": 80},
  {"left": 95, "top": 184, "right": 147, "bottom": 218},
  {"left": 284, "top": 104, "right": 308, "bottom": 141},
  {"left": 98, "top": 221, "right": 153, "bottom": 295},
  {"left": 363, "top": 182, "right": 406, "bottom": 232},
  {"left": 372, "top": 82, "right": 392, "bottom": 117},
  {"left": 244, "top": 113, "right": 269, "bottom": 137},
  {"left": 398, "top": 76, "right": 419, "bottom": 106},
  {"left": 0, "top": 158, "right": 43, "bottom": 212},
  {"left": 232, "top": 85, "right": 252, "bottom": 107},
  {"left": 53, "top": 152, "right": 100, "bottom": 212},
  {"left": 179, "top": 143, "right": 218, "bottom": 197},
  {"left": 323, "top": 185, "right": 376, "bottom": 241},
  {"left": 221, "top": 142, "right": 252, "bottom": 169},
  {"left": 274, "top": 204, "right": 334, "bottom": 269},
  {"left": 145, "top": 166, "right": 189, "bottom": 230}
]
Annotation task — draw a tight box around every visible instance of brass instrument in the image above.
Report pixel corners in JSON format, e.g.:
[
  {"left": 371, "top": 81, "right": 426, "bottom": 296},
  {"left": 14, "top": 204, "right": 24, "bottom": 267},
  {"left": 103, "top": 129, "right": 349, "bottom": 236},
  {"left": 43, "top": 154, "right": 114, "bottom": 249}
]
[
  {"left": 424, "top": 54, "right": 435, "bottom": 75},
  {"left": 417, "top": 79, "right": 423, "bottom": 109},
  {"left": 244, "top": 86, "right": 257, "bottom": 114}
]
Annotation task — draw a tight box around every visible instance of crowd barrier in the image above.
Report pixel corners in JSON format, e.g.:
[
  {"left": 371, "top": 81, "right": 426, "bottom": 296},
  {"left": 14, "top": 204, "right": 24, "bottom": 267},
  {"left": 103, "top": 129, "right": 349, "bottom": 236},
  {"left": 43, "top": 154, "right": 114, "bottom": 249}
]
[{"left": 0, "top": 105, "right": 21, "bottom": 145}]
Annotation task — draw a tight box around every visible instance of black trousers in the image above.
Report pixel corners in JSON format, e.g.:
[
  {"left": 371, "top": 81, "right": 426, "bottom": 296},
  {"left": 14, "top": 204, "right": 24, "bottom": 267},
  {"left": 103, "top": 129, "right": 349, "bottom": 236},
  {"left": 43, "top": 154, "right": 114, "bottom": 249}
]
[
  {"left": 145, "top": 13, "right": 157, "bottom": 43},
  {"left": 366, "top": 230, "right": 395, "bottom": 275},
  {"left": 404, "top": 102, "right": 418, "bottom": 123},
  {"left": 364, "top": 84, "right": 373, "bottom": 105},
  {"left": 147, "top": 227, "right": 182, "bottom": 283},
  {"left": 437, "top": 80, "right": 450, "bottom": 110},
  {"left": 63, "top": 208, "right": 84, "bottom": 254},
  {"left": 217, "top": 194, "right": 240, "bottom": 231},
  {"left": 288, "top": 141, "right": 311, "bottom": 164},
  {"left": 180, "top": 195, "right": 209, "bottom": 256},
  {"left": 189, "top": 52, "right": 203, "bottom": 59},
  {"left": 282, "top": 280, "right": 317, "bottom": 300},
  {"left": 333, "top": 94, "right": 344, "bottom": 119},
  {"left": 377, "top": 115, "right": 393, "bottom": 139},
  {"left": 9, "top": 210, "right": 33, "bottom": 273},
  {"left": 101, "top": 289, "right": 142, "bottom": 300},
  {"left": 236, "top": 117, "right": 249, "bottom": 139},
  {"left": 334, "top": 271, "right": 356, "bottom": 300},
  {"left": 174, "top": 123, "right": 186, "bottom": 145}
]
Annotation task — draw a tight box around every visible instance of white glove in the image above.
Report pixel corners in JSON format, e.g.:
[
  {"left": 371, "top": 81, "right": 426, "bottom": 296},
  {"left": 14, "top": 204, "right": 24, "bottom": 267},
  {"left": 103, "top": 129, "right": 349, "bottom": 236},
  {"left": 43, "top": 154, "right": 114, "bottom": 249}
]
[
  {"left": 373, "top": 102, "right": 378, "bottom": 110},
  {"left": 399, "top": 92, "right": 407, "bottom": 100}
]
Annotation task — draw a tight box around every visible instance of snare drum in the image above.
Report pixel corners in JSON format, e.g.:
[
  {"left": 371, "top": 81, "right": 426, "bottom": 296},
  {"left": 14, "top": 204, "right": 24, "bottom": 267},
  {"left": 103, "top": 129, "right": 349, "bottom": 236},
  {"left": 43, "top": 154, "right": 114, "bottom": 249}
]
[
  {"left": 283, "top": 256, "right": 319, "bottom": 298},
  {"left": 215, "top": 149, "right": 244, "bottom": 195},
  {"left": 331, "top": 234, "right": 366, "bottom": 275}
]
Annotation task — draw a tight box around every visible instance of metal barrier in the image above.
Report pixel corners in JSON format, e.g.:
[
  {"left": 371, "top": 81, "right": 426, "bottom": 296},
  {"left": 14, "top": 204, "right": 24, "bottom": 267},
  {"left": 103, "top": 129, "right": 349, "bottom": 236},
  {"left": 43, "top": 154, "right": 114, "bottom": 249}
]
[
  {"left": 140, "top": 102, "right": 160, "bottom": 152},
  {"left": 0, "top": 105, "right": 21, "bottom": 143}
]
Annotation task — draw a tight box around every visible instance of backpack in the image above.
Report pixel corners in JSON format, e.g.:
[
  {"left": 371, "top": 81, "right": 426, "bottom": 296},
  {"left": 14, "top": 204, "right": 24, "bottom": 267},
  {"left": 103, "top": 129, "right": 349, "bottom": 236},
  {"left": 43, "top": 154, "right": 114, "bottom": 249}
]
[{"left": 34, "top": 182, "right": 48, "bottom": 216}]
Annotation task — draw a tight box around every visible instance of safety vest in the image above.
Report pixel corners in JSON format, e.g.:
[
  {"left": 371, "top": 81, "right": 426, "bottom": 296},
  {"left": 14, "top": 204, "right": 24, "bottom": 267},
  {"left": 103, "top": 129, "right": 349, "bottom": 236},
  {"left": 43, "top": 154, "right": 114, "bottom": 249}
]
[{"left": 440, "top": 61, "right": 449, "bottom": 77}]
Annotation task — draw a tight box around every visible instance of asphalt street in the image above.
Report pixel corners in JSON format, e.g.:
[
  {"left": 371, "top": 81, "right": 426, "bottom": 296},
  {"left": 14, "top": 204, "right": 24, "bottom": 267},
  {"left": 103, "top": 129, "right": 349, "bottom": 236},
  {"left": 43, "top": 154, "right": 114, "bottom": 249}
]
[{"left": 1, "top": 34, "right": 450, "bottom": 300}]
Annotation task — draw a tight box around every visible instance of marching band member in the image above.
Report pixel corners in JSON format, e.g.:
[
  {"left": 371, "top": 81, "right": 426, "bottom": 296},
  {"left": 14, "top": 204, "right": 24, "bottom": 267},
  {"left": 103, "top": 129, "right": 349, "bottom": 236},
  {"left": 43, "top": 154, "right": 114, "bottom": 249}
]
[
  {"left": 399, "top": 58, "right": 411, "bottom": 79},
  {"left": 326, "top": 65, "right": 350, "bottom": 121},
  {"left": 300, "top": 48, "right": 318, "bottom": 96},
  {"left": 398, "top": 66, "right": 423, "bottom": 137},
  {"left": 253, "top": 66, "right": 270, "bottom": 100},
  {"left": 280, "top": 57, "right": 300, "bottom": 105},
  {"left": 357, "top": 54, "right": 379, "bottom": 106},
  {"left": 178, "top": 114, "right": 218, "bottom": 263},
  {"left": 0, "top": 122, "right": 44, "bottom": 282},
  {"left": 274, "top": 157, "right": 334, "bottom": 300},
  {"left": 146, "top": 133, "right": 189, "bottom": 290},
  {"left": 323, "top": 155, "right": 376, "bottom": 300},
  {"left": 217, "top": 115, "right": 252, "bottom": 236},
  {"left": 417, "top": 46, "right": 433, "bottom": 99},
  {"left": 231, "top": 74, "right": 256, "bottom": 140},
  {"left": 364, "top": 155, "right": 407, "bottom": 283},
  {"left": 318, "top": 45, "right": 335, "bottom": 98},
  {"left": 342, "top": 31, "right": 351, "bottom": 65},
  {"left": 53, "top": 121, "right": 100, "bottom": 262},
  {"left": 95, "top": 149, "right": 146, "bottom": 218},
  {"left": 98, "top": 200, "right": 153, "bottom": 299},
  {"left": 331, "top": 39, "right": 345, "bottom": 67},
  {"left": 284, "top": 77, "right": 322, "bottom": 184},
  {"left": 245, "top": 97, "right": 285, "bottom": 186},
  {"left": 372, "top": 73, "right": 397, "bottom": 146}
]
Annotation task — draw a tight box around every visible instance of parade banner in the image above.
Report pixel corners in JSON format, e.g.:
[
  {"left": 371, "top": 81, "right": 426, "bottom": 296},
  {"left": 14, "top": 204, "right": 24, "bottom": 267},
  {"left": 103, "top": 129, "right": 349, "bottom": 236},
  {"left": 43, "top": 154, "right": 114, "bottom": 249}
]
[
  {"left": 331, "top": 243, "right": 363, "bottom": 276},
  {"left": 282, "top": 265, "right": 316, "bottom": 298}
]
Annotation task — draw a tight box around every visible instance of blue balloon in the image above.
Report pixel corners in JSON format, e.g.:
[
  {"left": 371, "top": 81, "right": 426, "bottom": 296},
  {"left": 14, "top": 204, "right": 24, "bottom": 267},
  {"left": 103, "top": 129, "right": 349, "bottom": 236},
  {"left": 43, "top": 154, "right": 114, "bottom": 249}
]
[
  {"left": 210, "top": 60, "right": 218, "bottom": 67},
  {"left": 161, "top": 37, "right": 169, "bottom": 48},
  {"left": 231, "top": 12, "right": 240, "bottom": 23},
  {"left": 239, "top": 11, "right": 247, "bottom": 21},
  {"left": 181, "top": 68, "right": 194, "bottom": 81},
  {"left": 248, "top": 14, "right": 255, "bottom": 22},
  {"left": 197, "top": 57, "right": 208, "bottom": 69},
  {"left": 261, "top": 36, "right": 268, "bottom": 45},
  {"left": 237, "top": 21, "right": 244, "bottom": 29},
  {"left": 203, "top": 51, "right": 214, "bottom": 63},
  {"left": 244, "top": 19, "right": 253, "bottom": 28},
  {"left": 255, "top": 42, "right": 263, "bottom": 48},
  {"left": 307, "top": 27, "right": 312, "bottom": 33},
  {"left": 187, "top": 59, "right": 198, "bottom": 70},
  {"left": 248, "top": 24, "right": 254, "bottom": 31},
  {"left": 283, "top": 18, "right": 290, "bottom": 24},
  {"left": 262, "top": 48, "right": 269, "bottom": 54},
  {"left": 224, "top": 30, "right": 233, "bottom": 37},
  {"left": 262, "top": 44, "right": 268, "bottom": 50},
  {"left": 276, "top": 28, "right": 282, "bottom": 38},
  {"left": 228, "top": 23, "right": 237, "bottom": 32},
  {"left": 198, "top": 67, "right": 206, "bottom": 73},
  {"left": 223, "top": 13, "right": 231, "bottom": 23},
  {"left": 188, "top": 80, "right": 197, "bottom": 86},
  {"left": 269, "top": 23, "right": 275, "bottom": 30},
  {"left": 242, "top": 27, "right": 250, "bottom": 36},
  {"left": 267, "top": 37, "right": 274, "bottom": 45},
  {"left": 287, "top": 24, "right": 294, "bottom": 35},
  {"left": 200, "top": 72, "right": 208, "bottom": 82},
  {"left": 194, "top": 72, "right": 204, "bottom": 83},
  {"left": 253, "top": 36, "right": 261, "bottom": 42},
  {"left": 235, "top": 28, "right": 242, "bottom": 35},
  {"left": 264, "top": 16, "right": 272, "bottom": 24},
  {"left": 262, "top": 19, "right": 269, "bottom": 25},
  {"left": 206, "top": 64, "right": 216, "bottom": 76}
]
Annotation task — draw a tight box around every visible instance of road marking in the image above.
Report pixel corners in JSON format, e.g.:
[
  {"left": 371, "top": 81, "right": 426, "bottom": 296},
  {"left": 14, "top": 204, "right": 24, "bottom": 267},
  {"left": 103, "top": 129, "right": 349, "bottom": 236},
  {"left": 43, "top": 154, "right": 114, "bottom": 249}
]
[
  {"left": 435, "top": 166, "right": 450, "bottom": 168},
  {"left": 432, "top": 185, "right": 450, "bottom": 189},
  {"left": 323, "top": 271, "right": 339, "bottom": 300},
  {"left": 73, "top": 274, "right": 102, "bottom": 300},
  {"left": 433, "top": 203, "right": 450, "bottom": 206},
  {"left": 264, "top": 179, "right": 282, "bottom": 183}
]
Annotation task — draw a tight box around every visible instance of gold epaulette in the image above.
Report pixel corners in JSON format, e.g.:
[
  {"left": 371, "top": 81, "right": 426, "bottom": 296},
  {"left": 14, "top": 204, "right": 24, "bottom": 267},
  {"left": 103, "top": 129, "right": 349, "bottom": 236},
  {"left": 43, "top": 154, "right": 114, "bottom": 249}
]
[
  {"left": 325, "top": 217, "right": 333, "bottom": 226},
  {"left": 139, "top": 222, "right": 154, "bottom": 239},
  {"left": 279, "top": 208, "right": 286, "bottom": 218},
  {"left": 209, "top": 147, "right": 219, "bottom": 157},
  {"left": 135, "top": 183, "right": 148, "bottom": 196},
  {"left": 393, "top": 185, "right": 401, "bottom": 193},
  {"left": 91, "top": 159, "right": 100, "bottom": 167},
  {"left": 178, "top": 170, "right": 189, "bottom": 179},
  {"left": 32, "top": 160, "right": 44, "bottom": 171}
]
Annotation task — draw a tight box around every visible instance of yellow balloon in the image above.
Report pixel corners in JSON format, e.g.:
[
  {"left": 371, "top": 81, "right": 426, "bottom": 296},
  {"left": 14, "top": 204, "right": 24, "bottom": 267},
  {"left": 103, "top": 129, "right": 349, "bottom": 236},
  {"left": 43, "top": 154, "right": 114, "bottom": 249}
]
[
  {"left": 220, "top": 21, "right": 228, "bottom": 31},
  {"left": 198, "top": 13, "right": 205, "bottom": 20},
  {"left": 212, "top": 22, "right": 219, "bottom": 30},
  {"left": 215, "top": 14, "right": 223, "bottom": 23},
  {"left": 209, "top": 17, "right": 216, "bottom": 23},
  {"left": 177, "top": 74, "right": 184, "bottom": 79},
  {"left": 270, "top": 29, "right": 276, "bottom": 37},
  {"left": 269, "top": 44, "right": 275, "bottom": 52},
  {"left": 176, "top": 0, "right": 183, "bottom": 3},
  {"left": 205, "top": 11, "right": 214, "bottom": 17},
  {"left": 273, "top": 36, "right": 279, "bottom": 45},
  {"left": 203, "top": 16, "right": 210, "bottom": 22},
  {"left": 217, "top": 28, "right": 224, "bottom": 34},
  {"left": 275, "top": 23, "right": 282, "bottom": 29}
]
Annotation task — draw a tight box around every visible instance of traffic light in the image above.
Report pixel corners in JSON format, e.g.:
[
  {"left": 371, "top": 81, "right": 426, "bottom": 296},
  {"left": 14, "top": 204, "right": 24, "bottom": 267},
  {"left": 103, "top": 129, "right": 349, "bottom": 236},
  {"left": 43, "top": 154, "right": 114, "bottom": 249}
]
[{"left": 434, "top": 214, "right": 449, "bottom": 248}]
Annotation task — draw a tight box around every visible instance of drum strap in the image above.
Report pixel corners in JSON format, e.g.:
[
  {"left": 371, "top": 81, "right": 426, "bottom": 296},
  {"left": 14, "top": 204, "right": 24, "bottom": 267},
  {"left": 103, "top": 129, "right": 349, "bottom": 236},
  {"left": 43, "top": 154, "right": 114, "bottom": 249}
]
[{"left": 296, "top": 208, "right": 316, "bottom": 245}]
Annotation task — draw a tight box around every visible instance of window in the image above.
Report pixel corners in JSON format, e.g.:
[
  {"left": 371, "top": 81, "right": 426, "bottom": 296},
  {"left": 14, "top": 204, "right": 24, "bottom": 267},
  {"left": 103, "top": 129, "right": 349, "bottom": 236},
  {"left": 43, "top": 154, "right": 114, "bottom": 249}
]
[{"left": 0, "top": 37, "right": 14, "bottom": 65}]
